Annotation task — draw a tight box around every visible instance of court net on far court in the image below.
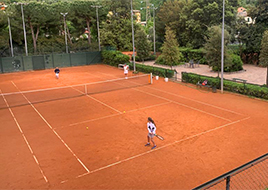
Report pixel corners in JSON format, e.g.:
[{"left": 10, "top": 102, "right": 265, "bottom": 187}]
[{"left": 0, "top": 74, "right": 152, "bottom": 110}]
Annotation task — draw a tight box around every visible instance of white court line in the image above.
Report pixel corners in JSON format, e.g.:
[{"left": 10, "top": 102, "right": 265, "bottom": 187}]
[
  {"left": 0, "top": 89, "right": 48, "bottom": 183},
  {"left": 11, "top": 81, "right": 90, "bottom": 173},
  {"left": 70, "top": 86, "right": 122, "bottom": 114},
  {"left": 60, "top": 116, "right": 250, "bottom": 184},
  {"left": 65, "top": 101, "right": 172, "bottom": 128},
  {"left": 145, "top": 85, "right": 244, "bottom": 116},
  {"left": 133, "top": 88, "right": 232, "bottom": 122}
]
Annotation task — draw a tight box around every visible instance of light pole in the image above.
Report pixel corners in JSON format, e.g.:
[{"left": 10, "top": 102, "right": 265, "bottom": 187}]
[
  {"left": 60, "top": 12, "right": 68, "bottom": 53},
  {"left": 0, "top": 4, "right": 13, "bottom": 57},
  {"left": 152, "top": 4, "right": 157, "bottom": 55},
  {"left": 131, "top": 0, "right": 136, "bottom": 72},
  {"left": 91, "top": 5, "right": 102, "bottom": 51},
  {"left": 221, "top": 0, "right": 225, "bottom": 93},
  {"left": 8, "top": 17, "right": 14, "bottom": 57},
  {"left": 21, "top": 3, "right": 28, "bottom": 56}
]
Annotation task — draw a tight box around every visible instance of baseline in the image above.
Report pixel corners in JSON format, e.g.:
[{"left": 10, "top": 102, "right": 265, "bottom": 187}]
[
  {"left": 145, "top": 85, "right": 244, "bottom": 116},
  {"left": 11, "top": 81, "right": 90, "bottom": 174},
  {"left": 0, "top": 89, "right": 48, "bottom": 183},
  {"left": 61, "top": 116, "right": 250, "bottom": 184}
]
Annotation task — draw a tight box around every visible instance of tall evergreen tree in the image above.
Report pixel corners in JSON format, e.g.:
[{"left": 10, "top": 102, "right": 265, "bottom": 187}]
[
  {"left": 135, "top": 29, "right": 151, "bottom": 63},
  {"left": 161, "top": 26, "right": 181, "bottom": 69},
  {"left": 204, "top": 26, "right": 230, "bottom": 77},
  {"left": 259, "top": 30, "right": 268, "bottom": 85}
]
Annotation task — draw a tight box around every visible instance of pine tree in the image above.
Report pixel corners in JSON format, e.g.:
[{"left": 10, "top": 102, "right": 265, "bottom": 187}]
[
  {"left": 161, "top": 26, "right": 181, "bottom": 69},
  {"left": 259, "top": 30, "right": 268, "bottom": 86},
  {"left": 135, "top": 29, "right": 151, "bottom": 63}
]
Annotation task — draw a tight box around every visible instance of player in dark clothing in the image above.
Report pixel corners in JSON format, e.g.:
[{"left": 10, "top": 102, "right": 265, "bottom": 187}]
[{"left": 54, "top": 67, "right": 60, "bottom": 79}]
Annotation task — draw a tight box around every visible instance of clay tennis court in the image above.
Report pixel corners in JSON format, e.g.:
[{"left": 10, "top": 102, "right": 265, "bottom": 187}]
[{"left": 0, "top": 64, "right": 267, "bottom": 189}]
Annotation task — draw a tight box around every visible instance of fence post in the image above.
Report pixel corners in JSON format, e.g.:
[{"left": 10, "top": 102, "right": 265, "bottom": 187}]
[{"left": 226, "top": 176, "right": 230, "bottom": 190}]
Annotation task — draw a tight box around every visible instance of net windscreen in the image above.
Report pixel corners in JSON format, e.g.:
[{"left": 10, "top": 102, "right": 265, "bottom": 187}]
[{"left": 0, "top": 74, "right": 151, "bottom": 109}]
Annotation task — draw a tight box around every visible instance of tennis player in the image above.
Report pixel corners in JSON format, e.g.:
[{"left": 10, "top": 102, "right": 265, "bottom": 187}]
[
  {"left": 54, "top": 67, "right": 60, "bottom": 79},
  {"left": 145, "top": 117, "right": 157, "bottom": 149},
  {"left": 123, "top": 63, "right": 129, "bottom": 79}
]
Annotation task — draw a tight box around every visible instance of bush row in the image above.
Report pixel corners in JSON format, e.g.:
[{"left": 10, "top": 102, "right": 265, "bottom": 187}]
[
  {"left": 101, "top": 50, "right": 174, "bottom": 78},
  {"left": 101, "top": 50, "right": 130, "bottom": 66},
  {"left": 181, "top": 72, "right": 268, "bottom": 100},
  {"left": 128, "top": 62, "right": 174, "bottom": 78}
]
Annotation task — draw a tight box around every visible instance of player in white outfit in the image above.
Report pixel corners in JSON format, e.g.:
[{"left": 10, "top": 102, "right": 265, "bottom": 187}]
[
  {"left": 123, "top": 64, "right": 129, "bottom": 79},
  {"left": 145, "top": 117, "right": 157, "bottom": 149}
]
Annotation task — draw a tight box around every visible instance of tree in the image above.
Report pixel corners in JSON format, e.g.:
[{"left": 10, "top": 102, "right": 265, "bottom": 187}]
[
  {"left": 160, "top": 26, "right": 181, "bottom": 69},
  {"left": 156, "top": 0, "right": 187, "bottom": 46},
  {"left": 204, "top": 26, "right": 230, "bottom": 77},
  {"left": 259, "top": 30, "right": 268, "bottom": 85},
  {"left": 69, "top": 0, "right": 95, "bottom": 45},
  {"left": 135, "top": 29, "right": 151, "bottom": 63},
  {"left": 22, "top": 2, "right": 58, "bottom": 54},
  {"left": 185, "top": 0, "right": 238, "bottom": 48}
]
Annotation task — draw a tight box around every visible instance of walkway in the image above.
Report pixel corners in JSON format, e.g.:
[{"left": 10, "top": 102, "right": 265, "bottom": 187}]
[{"left": 140, "top": 61, "right": 267, "bottom": 85}]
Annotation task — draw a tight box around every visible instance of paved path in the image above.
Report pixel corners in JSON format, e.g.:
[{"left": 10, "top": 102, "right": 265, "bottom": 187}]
[{"left": 140, "top": 61, "right": 267, "bottom": 85}]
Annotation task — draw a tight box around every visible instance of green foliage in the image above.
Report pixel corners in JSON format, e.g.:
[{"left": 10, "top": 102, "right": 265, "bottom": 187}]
[
  {"left": 156, "top": 0, "right": 187, "bottom": 46},
  {"left": 185, "top": 0, "right": 238, "bottom": 48},
  {"left": 135, "top": 29, "right": 151, "bottom": 62},
  {"left": 181, "top": 72, "right": 268, "bottom": 99},
  {"left": 134, "top": 54, "right": 156, "bottom": 62},
  {"left": 101, "top": 50, "right": 129, "bottom": 67},
  {"left": 259, "top": 30, "right": 268, "bottom": 85},
  {"left": 204, "top": 26, "right": 230, "bottom": 76},
  {"left": 100, "top": 17, "right": 141, "bottom": 51},
  {"left": 212, "top": 53, "right": 243, "bottom": 72},
  {"left": 259, "top": 30, "right": 268, "bottom": 67},
  {"left": 160, "top": 26, "right": 182, "bottom": 68},
  {"left": 128, "top": 62, "right": 174, "bottom": 78},
  {"left": 179, "top": 48, "right": 206, "bottom": 64}
]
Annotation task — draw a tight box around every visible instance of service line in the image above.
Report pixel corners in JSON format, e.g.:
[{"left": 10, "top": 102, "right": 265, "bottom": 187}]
[
  {"left": 0, "top": 89, "right": 48, "bottom": 183},
  {"left": 61, "top": 116, "right": 250, "bottom": 184},
  {"left": 11, "top": 81, "right": 90, "bottom": 174}
]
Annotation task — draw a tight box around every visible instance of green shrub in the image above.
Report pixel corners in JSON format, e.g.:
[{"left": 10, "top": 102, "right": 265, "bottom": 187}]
[
  {"left": 155, "top": 54, "right": 183, "bottom": 67},
  {"left": 101, "top": 50, "right": 129, "bottom": 66},
  {"left": 128, "top": 62, "right": 174, "bottom": 78},
  {"left": 134, "top": 54, "right": 156, "bottom": 62},
  {"left": 182, "top": 72, "right": 268, "bottom": 100},
  {"left": 179, "top": 48, "right": 207, "bottom": 64},
  {"left": 212, "top": 53, "right": 243, "bottom": 72}
]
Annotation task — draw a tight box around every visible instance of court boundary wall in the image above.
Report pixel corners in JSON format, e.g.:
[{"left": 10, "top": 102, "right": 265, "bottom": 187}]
[
  {"left": 0, "top": 51, "right": 102, "bottom": 73},
  {"left": 193, "top": 153, "right": 268, "bottom": 190}
]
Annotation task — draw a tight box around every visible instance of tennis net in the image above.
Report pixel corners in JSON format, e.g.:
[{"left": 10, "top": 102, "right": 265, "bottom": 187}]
[{"left": 0, "top": 74, "right": 152, "bottom": 109}]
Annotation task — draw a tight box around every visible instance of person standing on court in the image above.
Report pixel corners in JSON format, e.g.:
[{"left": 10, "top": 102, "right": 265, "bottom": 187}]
[
  {"left": 54, "top": 67, "right": 60, "bottom": 79},
  {"left": 123, "top": 63, "right": 129, "bottom": 79},
  {"left": 145, "top": 117, "right": 157, "bottom": 149}
]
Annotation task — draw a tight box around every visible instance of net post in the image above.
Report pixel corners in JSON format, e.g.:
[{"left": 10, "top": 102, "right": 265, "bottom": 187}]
[{"left": 150, "top": 73, "right": 153, "bottom": 84}]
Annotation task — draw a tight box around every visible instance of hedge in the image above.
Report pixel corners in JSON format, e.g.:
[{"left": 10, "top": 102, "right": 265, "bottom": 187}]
[
  {"left": 101, "top": 50, "right": 129, "bottom": 66},
  {"left": 182, "top": 72, "right": 268, "bottom": 100},
  {"left": 128, "top": 62, "right": 174, "bottom": 78},
  {"left": 101, "top": 50, "right": 174, "bottom": 78}
]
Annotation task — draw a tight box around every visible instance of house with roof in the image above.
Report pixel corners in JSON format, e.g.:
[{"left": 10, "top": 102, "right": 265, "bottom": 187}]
[{"left": 237, "top": 7, "right": 255, "bottom": 24}]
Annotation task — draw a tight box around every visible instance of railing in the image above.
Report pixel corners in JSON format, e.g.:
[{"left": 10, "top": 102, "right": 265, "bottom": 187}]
[{"left": 193, "top": 153, "right": 268, "bottom": 190}]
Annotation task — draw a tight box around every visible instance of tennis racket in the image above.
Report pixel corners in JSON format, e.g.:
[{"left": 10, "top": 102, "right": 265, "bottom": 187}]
[{"left": 155, "top": 134, "right": 164, "bottom": 140}]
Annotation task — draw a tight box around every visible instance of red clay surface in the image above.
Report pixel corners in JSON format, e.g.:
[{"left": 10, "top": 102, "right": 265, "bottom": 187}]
[{"left": 0, "top": 64, "right": 267, "bottom": 189}]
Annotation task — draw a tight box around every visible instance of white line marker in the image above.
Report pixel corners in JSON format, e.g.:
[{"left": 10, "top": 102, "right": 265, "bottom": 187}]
[
  {"left": 71, "top": 86, "right": 122, "bottom": 114},
  {"left": 11, "top": 81, "right": 90, "bottom": 173},
  {"left": 146, "top": 86, "right": 244, "bottom": 116},
  {"left": 61, "top": 116, "right": 250, "bottom": 184},
  {"left": 0, "top": 89, "right": 48, "bottom": 183},
  {"left": 66, "top": 101, "right": 171, "bottom": 128},
  {"left": 134, "top": 88, "right": 232, "bottom": 122}
]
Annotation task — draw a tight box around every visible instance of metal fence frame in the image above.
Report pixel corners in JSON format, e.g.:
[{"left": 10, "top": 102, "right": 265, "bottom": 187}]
[
  {"left": 0, "top": 51, "right": 102, "bottom": 73},
  {"left": 193, "top": 153, "right": 268, "bottom": 190}
]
